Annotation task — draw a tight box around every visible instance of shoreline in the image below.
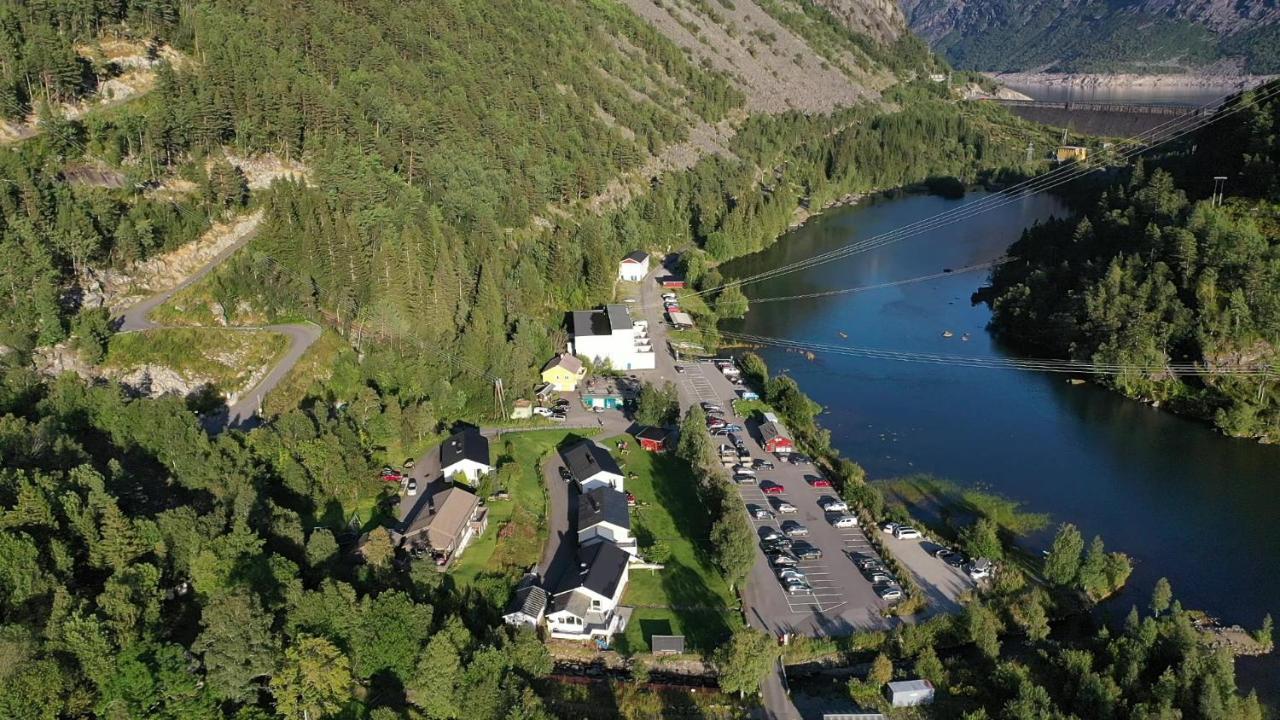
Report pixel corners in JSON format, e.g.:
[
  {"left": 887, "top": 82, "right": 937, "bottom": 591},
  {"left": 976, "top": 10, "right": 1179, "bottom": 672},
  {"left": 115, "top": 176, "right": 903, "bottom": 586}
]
[{"left": 987, "top": 71, "right": 1277, "bottom": 90}]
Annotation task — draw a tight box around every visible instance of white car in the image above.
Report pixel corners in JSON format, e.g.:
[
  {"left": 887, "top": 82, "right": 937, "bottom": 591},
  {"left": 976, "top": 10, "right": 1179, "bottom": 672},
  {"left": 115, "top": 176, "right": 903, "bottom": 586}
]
[
  {"left": 406, "top": 479, "right": 418, "bottom": 496},
  {"left": 880, "top": 521, "right": 899, "bottom": 534},
  {"left": 533, "top": 407, "right": 554, "bottom": 417},
  {"left": 831, "top": 515, "right": 858, "bottom": 529},
  {"left": 966, "top": 559, "right": 994, "bottom": 580},
  {"left": 893, "top": 526, "right": 922, "bottom": 540},
  {"left": 776, "top": 502, "right": 797, "bottom": 514},
  {"left": 821, "top": 500, "right": 849, "bottom": 513}
]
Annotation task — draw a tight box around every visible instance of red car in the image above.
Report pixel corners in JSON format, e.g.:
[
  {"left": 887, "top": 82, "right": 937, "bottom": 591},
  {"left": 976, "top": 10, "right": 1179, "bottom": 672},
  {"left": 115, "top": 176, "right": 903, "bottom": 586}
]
[
  {"left": 809, "top": 478, "right": 833, "bottom": 489},
  {"left": 380, "top": 467, "right": 403, "bottom": 482},
  {"left": 762, "top": 483, "right": 786, "bottom": 495}
]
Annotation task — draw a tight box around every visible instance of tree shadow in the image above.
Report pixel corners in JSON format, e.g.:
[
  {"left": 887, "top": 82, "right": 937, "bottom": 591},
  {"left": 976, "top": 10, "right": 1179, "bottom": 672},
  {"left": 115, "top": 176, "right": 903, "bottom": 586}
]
[{"left": 659, "top": 559, "right": 730, "bottom": 652}]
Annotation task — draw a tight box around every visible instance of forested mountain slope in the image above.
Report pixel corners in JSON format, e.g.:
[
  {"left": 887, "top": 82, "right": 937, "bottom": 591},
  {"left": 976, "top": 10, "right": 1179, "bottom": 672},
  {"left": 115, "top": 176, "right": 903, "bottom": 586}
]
[
  {"left": 900, "top": 0, "right": 1280, "bottom": 74},
  {"left": 982, "top": 82, "right": 1280, "bottom": 441}
]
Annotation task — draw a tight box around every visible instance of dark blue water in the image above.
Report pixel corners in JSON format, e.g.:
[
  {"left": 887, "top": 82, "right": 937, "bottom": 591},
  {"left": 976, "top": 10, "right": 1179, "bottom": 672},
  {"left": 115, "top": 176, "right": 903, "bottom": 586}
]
[{"left": 721, "top": 190, "right": 1280, "bottom": 701}]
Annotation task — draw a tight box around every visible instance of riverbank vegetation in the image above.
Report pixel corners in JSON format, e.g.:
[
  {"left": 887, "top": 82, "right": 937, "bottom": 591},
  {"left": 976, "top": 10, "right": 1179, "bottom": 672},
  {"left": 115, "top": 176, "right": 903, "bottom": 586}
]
[{"left": 982, "top": 82, "right": 1280, "bottom": 442}]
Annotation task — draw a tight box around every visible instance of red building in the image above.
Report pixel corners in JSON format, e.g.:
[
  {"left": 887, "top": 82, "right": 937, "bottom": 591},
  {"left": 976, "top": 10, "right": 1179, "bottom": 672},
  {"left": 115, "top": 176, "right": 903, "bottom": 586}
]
[
  {"left": 635, "top": 427, "right": 670, "bottom": 452},
  {"left": 760, "top": 421, "right": 794, "bottom": 454},
  {"left": 660, "top": 278, "right": 686, "bottom": 289}
]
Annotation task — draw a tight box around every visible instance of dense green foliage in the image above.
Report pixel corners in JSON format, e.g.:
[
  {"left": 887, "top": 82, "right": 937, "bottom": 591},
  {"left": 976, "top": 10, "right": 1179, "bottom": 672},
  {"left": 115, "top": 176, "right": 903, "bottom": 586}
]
[
  {"left": 984, "top": 83, "right": 1280, "bottom": 440},
  {"left": 0, "top": 368, "right": 554, "bottom": 718}
]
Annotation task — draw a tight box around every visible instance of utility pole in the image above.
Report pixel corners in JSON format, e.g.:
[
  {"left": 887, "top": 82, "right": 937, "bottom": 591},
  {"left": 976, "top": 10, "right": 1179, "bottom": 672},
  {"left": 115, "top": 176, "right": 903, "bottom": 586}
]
[
  {"left": 493, "top": 378, "right": 507, "bottom": 420},
  {"left": 1212, "top": 176, "right": 1227, "bottom": 207}
]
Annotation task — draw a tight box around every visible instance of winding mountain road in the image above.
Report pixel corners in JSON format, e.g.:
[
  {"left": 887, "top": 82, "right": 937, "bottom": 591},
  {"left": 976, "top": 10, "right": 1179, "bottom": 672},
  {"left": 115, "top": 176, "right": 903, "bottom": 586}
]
[{"left": 113, "top": 214, "right": 321, "bottom": 433}]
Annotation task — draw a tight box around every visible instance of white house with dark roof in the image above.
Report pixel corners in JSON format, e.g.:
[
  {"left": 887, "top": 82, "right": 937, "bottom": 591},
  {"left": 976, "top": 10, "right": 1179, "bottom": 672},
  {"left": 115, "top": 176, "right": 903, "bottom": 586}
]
[
  {"left": 545, "top": 541, "right": 633, "bottom": 640},
  {"left": 440, "top": 428, "right": 492, "bottom": 483},
  {"left": 570, "top": 304, "right": 654, "bottom": 371},
  {"left": 577, "top": 487, "right": 635, "bottom": 555},
  {"left": 618, "top": 251, "right": 650, "bottom": 281},
  {"left": 561, "top": 440, "right": 625, "bottom": 493}
]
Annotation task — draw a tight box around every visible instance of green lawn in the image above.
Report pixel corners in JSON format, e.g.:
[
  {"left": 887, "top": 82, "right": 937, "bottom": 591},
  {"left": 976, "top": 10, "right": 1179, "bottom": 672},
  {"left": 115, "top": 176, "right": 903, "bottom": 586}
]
[
  {"left": 609, "top": 435, "right": 740, "bottom": 654},
  {"left": 450, "top": 429, "right": 583, "bottom": 585}
]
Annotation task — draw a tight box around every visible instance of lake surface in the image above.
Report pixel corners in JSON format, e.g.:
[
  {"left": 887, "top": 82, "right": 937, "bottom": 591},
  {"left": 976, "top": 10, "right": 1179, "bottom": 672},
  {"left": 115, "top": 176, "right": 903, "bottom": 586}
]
[
  {"left": 720, "top": 190, "right": 1280, "bottom": 702},
  {"left": 1002, "top": 81, "right": 1250, "bottom": 107}
]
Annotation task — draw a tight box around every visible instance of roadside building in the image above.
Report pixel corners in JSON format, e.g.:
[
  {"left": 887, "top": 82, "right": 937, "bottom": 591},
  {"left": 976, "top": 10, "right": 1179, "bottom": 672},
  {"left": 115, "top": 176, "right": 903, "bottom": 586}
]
[
  {"left": 502, "top": 574, "right": 548, "bottom": 628},
  {"left": 660, "top": 278, "right": 686, "bottom": 289},
  {"left": 440, "top": 428, "right": 493, "bottom": 483},
  {"left": 545, "top": 541, "right": 633, "bottom": 640},
  {"left": 510, "top": 399, "right": 533, "bottom": 420},
  {"left": 580, "top": 376, "right": 625, "bottom": 410},
  {"left": 395, "top": 486, "right": 487, "bottom": 566},
  {"left": 886, "top": 679, "right": 935, "bottom": 707},
  {"left": 570, "top": 304, "right": 654, "bottom": 371},
  {"left": 561, "top": 439, "right": 626, "bottom": 492},
  {"left": 1056, "top": 145, "right": 1088, "bottom": 163},
  {"left": 667, "top": 310, "right": 694, "bottom": 329},
  {"left": 634, "top": 426, "right": 670, "bottom": 452},
  {"left": 760, "top": 411, "right": 794, "bottom": 454},
  {"left": 651, "top": 635, "right": 685, "bottom": 655},
  {"left": 618, "top": 251, "right": 650, "bottom": 281},
  {"left": 577, "top": 487, "right": 635, "bottom": 555},
  {"left": 540, "top": 353, "right": 586, "bottom": 392}
]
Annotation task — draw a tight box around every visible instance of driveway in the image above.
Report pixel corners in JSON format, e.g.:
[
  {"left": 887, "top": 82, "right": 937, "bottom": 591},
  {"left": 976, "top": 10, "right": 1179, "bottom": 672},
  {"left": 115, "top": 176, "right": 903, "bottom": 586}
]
[{"left": 537, "top": 453, "right": 580, "bottom": 592}]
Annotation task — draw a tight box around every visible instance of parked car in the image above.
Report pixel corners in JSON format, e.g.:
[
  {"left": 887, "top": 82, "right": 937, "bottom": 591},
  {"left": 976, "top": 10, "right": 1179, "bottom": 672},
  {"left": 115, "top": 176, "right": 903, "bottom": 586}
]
[
  {"left": 769, "top": 552, "right": 799, "bottom": 568},
  {"left": 748, "top": 505, "right": 773, "bottom": 521},
  {"left": 761, "top": 483, "right": 785, "bottom": 495},
  {"left": 789, "top": 454, "right": 813, "bottom": 466},
  {"left": 880, "top": 521, "right": 899, "bottom": 534},
  {"left": 831, "top": 515, "right": 858, "bottom": 529},
  {"left": 782, "top": 521, "right": 809, "bottom": 537},
  {"left": 966, "top": 558, "right": 994, "bottom": 580},
  {"left": 700, "top": 402, "right": 722, "bottom": 412},
  {"left": 876, "top": 585, "right": 904, "bottom": 601},
  {"left": 380, "top": 467, "right": 403, "bottom": 482},
  {"left": 753, "top": 459, "right": 775, "bottom": 470},
  {"left": 723, "top": 424, "right": 744, "bottom": 433},
  {"left": 941, "top": 551, "right": 966, "bottom": 569},
  {"left": 809, "top": 478, "right": 833, "bottom": 489},
  {"left": 777, "top": 568, "right": 807, "bottom": 583},
  {"left": 558, "top": 466, "right": 572, "bottom": 482},
  {"left": 732, "top": 464, "right": 756, "bottom": 476},
  {"left": 674, "top": 365, "right": 685, "bottom": 373},
  {"left": 554, "top": 398, "right": 571, "bottom": 408},
  {"left": 762, "top": 537, "right": 793, "bottom": 553},
  {"left": 775, "top": 501, "right": 798, "bottom": 514},
  {"left": 893, "top": 526, "right": 922, "bottom": 540},
  {"left": 820, "top": 499, "right": 849, "bottom": 513},
  {"left": 533, "top": 407, "right": 555, "bottom": 417},
  {"left": 739, "top": 390, "right": 760, "bottom": 400},
  {"left": 852, "top": 555, "right": 882, "bottom": 571},
  {"left": 733, "top": 473, "right": 758, "bottom": 485},
  {"left": 403, "top": 457, "right": 415, "bottom": 469},
  {"left": 792, "top": 542, "right": 823, "bottom": 560},
  {"left": 546, "top": 413, "right": 566, "bottom": 423},
  {"left": 867, "top": 570, "right": 894, "bottom": 584},
  {"left": 706, "top": 418, "right": 727, "bottom": 430},
  {"left": 406, "top": 479, "right": 418, "bottom": 496},
  {"left": 785, "top": 580, "right": 812, "bottom": 595}
]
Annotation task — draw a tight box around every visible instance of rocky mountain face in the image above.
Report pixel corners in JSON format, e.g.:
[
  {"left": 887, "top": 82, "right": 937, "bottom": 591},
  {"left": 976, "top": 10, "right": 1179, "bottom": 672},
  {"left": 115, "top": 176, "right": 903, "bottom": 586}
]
[
  {"left": 900, "top": 0, "right": 1280, "bottom": 74},
  {"left": 811, "top": 0, "right": 907, "bottom": 45}
]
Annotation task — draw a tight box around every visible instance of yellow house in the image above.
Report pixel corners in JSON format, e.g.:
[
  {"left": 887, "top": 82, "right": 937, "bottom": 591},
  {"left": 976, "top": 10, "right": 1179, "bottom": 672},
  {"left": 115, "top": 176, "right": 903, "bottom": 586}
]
[
  {"left": 1056, "top": 145, "right": 1088, "bottom": 163},
  {"left": 541, "top": 353, "right": 586, "bottom": 392}
]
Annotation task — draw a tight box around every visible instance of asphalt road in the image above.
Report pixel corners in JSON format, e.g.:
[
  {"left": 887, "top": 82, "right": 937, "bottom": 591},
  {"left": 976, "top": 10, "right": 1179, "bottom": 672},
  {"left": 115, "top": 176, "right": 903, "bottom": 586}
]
[{"left": 112, "top": 213, "right": 321, "bottom": 433}]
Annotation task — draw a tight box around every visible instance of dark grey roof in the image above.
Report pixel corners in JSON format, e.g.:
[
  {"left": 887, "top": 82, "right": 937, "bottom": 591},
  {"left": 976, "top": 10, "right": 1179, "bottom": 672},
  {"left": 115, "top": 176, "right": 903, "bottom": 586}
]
[
  {"left": 635, "top": 426, "right": 670, "bottom": 441},
  {"left": 651, "top": 635, "right": 685, "bottom": 654},
  {"left": 622, "top": 250, "right": 648, "bottom": 264},
  {"left": 441, "top": 429, "right": 489, "bottom": 468},
  {"left": 505, "top": 581, "right": 548, "bottom": 619},
  {"left": 578, "top": 487, "right": 630, "bottom": 532},
  {"left": 760, "top": 421, "right": 789, "bottom": 443},
  {"left": 572, "top": 310, "right": 610, "bottom": 337},
  {"left": 573, "top": 541, "right": 630, "bottom": 599},
  {"left": 549, "top": 589, "right": 592, "bottom": 617},
  {"left": 562, "top": 440, "right": 622, "bottom": 482},
  {"left": 605, "top": 304, "right": 631, "bottom": 332}
]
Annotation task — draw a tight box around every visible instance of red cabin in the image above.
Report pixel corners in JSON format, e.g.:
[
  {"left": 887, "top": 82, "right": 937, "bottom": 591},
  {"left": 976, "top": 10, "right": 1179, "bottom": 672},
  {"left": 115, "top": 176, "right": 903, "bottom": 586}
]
[
  {"left": 661, "top": 278, "right": 686, "bottom": 289},
  {"left": 635, "top": 426, "right": 670, "bottom": 452},
  {"left": 760, "top": 421, "right": 794, "bottom": 454}
]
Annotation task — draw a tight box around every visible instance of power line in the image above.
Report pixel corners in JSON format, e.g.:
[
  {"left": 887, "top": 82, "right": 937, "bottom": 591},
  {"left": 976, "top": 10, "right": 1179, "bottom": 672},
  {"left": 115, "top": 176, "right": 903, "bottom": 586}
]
[
  {"left": 705, "top": 260, "right": 1004, "bottom": 306},
  {"left": 717, "top": 330, "right": 1275, "bottom": 377},
  {"left": 696, "top": 83, "right": 1279, "bottom": 298}
]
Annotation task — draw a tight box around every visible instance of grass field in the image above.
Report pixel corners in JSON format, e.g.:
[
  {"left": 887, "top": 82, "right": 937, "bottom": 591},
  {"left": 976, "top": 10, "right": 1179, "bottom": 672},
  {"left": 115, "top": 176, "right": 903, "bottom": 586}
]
[
  {"left": 103, "top": 327, "right": 288, "bottom": 395},
  {"left": 449, "top": 430, "right": 580, "bottom": 585},
  {"left": 610, "top": 435, "right": 740, "bottom": 654}
]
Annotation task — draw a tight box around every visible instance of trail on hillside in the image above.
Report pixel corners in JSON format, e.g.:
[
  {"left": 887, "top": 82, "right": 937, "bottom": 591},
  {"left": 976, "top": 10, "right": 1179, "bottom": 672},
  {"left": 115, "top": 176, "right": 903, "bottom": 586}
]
[{"left": 113, "top": 212, "right": 320, "bottom": 433}]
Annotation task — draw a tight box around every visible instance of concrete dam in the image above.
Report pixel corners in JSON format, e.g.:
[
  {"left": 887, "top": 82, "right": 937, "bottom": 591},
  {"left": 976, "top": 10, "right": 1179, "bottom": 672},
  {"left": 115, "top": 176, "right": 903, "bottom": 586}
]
[{"left": 988, "top": 99, "right": 1209, "bottom": 137}]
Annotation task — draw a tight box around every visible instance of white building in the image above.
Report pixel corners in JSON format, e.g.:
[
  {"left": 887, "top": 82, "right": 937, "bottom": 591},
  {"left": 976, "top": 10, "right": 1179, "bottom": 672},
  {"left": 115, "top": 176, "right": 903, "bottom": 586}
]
[
  {"left": 562, "top": 440, "right": 626, "bottom": 493},
  {"left": 887, "top": 679, "right": 935, "bottom": 707},
  {"left": 502, "top": 574, "right": 548, "bottom": 629},
  {"left": 546, "top": 542, "right": 633, "bottom": 640},
  {"left": 440, "top": 429, "right": 492, "bottom": 483},
  {"left": 578, "top": 487, "right": 636, "bottom": 555},
  {"left": 570, "top": 305, "right": 655, "bottom": 371},
  {"left": 618, "top": 251, "right": 650, "bottom": 281}
]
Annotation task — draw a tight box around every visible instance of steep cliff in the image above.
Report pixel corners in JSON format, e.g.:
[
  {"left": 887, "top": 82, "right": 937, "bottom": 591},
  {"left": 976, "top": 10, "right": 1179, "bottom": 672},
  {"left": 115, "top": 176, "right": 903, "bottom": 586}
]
[{"left": 900, "top": 0, "right": 1280, "bottom": 74}]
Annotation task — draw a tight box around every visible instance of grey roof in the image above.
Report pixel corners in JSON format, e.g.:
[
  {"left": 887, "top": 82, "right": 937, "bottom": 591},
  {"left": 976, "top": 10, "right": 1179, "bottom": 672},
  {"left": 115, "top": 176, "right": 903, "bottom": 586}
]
[
  {"left": 441, "top": 429, "right": 489, "bottom": 469},
  {"left": 760, "top": 421, "right": 790, "bottom": 443},
  {"left": 605, "top": 304, "right": 631, "bottom": 332},
  {"left": 622, "top": 250, "right": 648, "bottom": 264},
  {"left": 573, "top": 541, "right": 630, "bottom": 598},
  {"left": 578, "top": 487, "right": 630, "bottom": 532},
  {"left": 651, "top": 635, "right": 685, "bottom": 654},
  {"left": 550, "top": 589, "right": 592, "bottom": 617},
  {"left": 572, "top": 310, "right": 610, "bottom": 337},
  {"left": 542, "top": 353, "right": 583, "bottom": 374},
  {"left": 504, "top": 580, "right": 548, "bottom": 619},
  {"left": 635, "top": 426, "right": 670, "bottom": 442},
  {"left": 887, "top": 679, "right": 934, "bottom": 694},
  {"left": 562, "top": 440, "right": 622, "bottom": 482}
]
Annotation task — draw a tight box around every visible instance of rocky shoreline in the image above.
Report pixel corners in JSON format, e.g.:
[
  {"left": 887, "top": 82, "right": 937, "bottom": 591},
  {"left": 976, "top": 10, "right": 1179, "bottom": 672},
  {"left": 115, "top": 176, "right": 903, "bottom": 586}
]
[{"left": 987, "top": 71, "right": 1276, "bottom": 90}]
